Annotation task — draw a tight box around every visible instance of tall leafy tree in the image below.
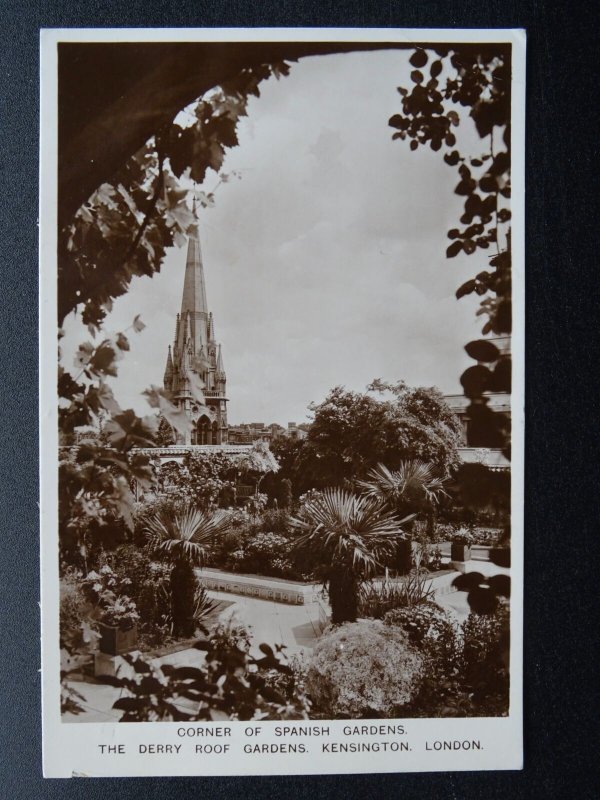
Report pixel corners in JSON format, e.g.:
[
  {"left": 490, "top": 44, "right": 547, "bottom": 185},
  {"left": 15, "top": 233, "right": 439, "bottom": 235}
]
[{"left": 298, "top": 381, "right": 461, "bottom": 487}]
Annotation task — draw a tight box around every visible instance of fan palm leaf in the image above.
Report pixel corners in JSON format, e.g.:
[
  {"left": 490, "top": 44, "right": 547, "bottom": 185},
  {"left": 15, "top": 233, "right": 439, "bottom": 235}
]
[
  {"left": 291, "top": 488, "right": 410, "bottom": 623},
  {"left": 291, "top": 487, "right": 405, "bottom": 578},
  {"left": 357, "top": 460, "right": 447, "bottom": 509},
  {"left": 144, "top": 505, "right": 232, "bottom": 567}
]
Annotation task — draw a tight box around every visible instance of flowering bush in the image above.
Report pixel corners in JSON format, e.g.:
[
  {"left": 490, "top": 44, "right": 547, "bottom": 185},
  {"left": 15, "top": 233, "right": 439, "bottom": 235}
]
[
  {"left": 434, "top": 521, "right": 459, "bottom": 541},
  {"left": 83, "top": 565, "right": 140, "bottom": 630},
  {"left": 222, "top": 532, "right": 302, "bottom": 579},
  {"left": 470, "top": 527, "right": 502, "bottom": 546},
  {"left": 101, "top": 595, "right": 140, "bottom": 628},
  {"left": 451, "top": 528, "right": 475, "bottom": 546},
  {"left": 384, "top": 601, "right": 459, "bottom": 670},
  {"left": 307, "top": 621, "right": 424, "bottom": 718},
  {"left": 98, "top": 545, "right": 172, "bottom": 638},
  {"left": 424, "top": 545, "right": 443, "bottom": 571},
  {"left": 158, "top": 451, "right": 237, "bottom": 510},
  {"left": 297, "top": 489, "right": 325, "bottom": 513},
  {"left": 260, "top": 508, "right": 291, "bottom": 534}
]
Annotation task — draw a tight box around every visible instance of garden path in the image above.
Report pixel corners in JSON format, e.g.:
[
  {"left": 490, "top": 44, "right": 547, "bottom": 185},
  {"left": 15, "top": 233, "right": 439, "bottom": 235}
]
[
  {"left": 63, "top": 591, "right": 325, "bottom": 723},
  {"left": 207, "top": 589, "right": 325, "bottom": 657}
]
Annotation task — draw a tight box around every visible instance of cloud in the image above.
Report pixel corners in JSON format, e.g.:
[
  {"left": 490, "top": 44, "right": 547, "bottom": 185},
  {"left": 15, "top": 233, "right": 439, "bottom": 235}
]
[{"left": 61, "top": 49, "right": 485, "bottom": 425}]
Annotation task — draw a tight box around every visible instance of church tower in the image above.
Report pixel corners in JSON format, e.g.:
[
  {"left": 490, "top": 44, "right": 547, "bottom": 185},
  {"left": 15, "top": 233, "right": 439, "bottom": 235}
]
[{"left": 163, "top": 217, "right": 228, "bottom": 445}]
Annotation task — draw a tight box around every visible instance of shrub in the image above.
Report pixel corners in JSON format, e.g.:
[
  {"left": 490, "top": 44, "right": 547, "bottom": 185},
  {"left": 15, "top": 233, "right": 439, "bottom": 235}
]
[
  {"left": 81, "top": 564, "right": 140, "bottom": 629},
  {"left": 358, "top": 579, "right": 415, "bottom": 619},
  {"left": 469, "top": 527, "right": 502, "bottom": 546},
  {"left": 384, "top": 601, "right": 459, "bottom": 672},
  {"left": 423, "top": 545, "right": 443, "bottom": 571},
  {"left": 98, "top": 625, "right": 310, "bottom": 722},
  {"left": 359, "top": 567, "right": 435, "bottom": 619},
  {"left": 461, "top": 603, "right": 509, "bottom": 714},
  {"left": 59, "top": 570, "right": 91, "bottom": 649},
  {"left": 136, "top": 564, "right": 172, "bottom": 634},
  {"left": 451, "top": 528, "right": 475, "bottom": 546},
  {"left": 192, "top": 586, "right": 221, "bottom": 626},
  {"left": 307, "top": 620, "right": 424, "bottom": 718},
  {"left": 99, "top": 545, "right": 172, "bottom": 634},
  {"left": 245, "top": 492, "right": 268, "bottom": 518},
  {"left": 244, "top": 532, "right": 289, "bottom": 569},
  {"left": 435, "top": 522, "right": 459, "bottom": 541},
  {"left": 260, "top": 508, "right": 291, "bottom": 534},
  {"left": 210, "top": 619, "right": 252, "bottom": 655}
]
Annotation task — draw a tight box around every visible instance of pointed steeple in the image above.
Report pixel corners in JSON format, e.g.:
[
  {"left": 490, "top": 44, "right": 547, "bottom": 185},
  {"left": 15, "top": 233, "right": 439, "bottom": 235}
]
[
  {"left": 180, "top": 222, "right": 208, "bottom": 320},
  {"left": 208, "top": 312, "right": 215, "bottom": 342},
  {"left": 163, "top": 345, "right": 173, "bottom": 389},
  {"left": 216, "top": 344, "right": 225, "bottom": 376}
]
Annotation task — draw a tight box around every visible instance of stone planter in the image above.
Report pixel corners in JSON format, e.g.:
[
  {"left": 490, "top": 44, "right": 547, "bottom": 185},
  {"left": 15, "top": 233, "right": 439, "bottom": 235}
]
[
  {"left": 98, "top": 622, "right": 138, "bottom": 656},
  {"left": 451, "top": 543, "right": 472, "bottom": 562}
]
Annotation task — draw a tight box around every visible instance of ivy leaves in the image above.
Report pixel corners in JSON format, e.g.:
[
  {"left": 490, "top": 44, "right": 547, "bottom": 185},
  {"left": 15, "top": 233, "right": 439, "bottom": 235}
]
[{"left": 390, "top": 45, "right": 512, "bottom": 455}]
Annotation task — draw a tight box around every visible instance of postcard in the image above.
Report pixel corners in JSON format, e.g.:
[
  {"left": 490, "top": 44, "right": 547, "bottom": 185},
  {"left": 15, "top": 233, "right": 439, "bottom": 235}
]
[{"left": 40, "top": 27, "right": 525, "bottom": 777}]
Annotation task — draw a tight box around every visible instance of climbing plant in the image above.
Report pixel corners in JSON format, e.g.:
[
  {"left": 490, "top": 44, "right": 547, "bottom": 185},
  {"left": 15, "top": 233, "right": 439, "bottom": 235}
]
[{"left": 389, "top": 44, "right": 512, "bottom": 455}]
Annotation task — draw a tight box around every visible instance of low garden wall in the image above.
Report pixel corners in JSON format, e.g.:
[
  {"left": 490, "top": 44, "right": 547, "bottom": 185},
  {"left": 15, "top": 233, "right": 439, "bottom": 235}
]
[
  {"left": 197, "top": 568, "right": 320, "bottom": 605},
  {"left": 198, "top": 568, "right": 459, "bottom": 609}
]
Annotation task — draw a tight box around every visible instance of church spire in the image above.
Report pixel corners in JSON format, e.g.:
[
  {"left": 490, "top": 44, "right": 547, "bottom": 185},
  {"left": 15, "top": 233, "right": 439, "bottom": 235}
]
[
  {"left": 164, "top": 211, "right": 228, "bottom": 445},
  {"left": 180, "top": 220, "right": 208, "bottom": 319}
]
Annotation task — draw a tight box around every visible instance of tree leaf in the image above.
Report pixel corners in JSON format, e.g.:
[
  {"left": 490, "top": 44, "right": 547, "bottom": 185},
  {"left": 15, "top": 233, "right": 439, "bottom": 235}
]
[
  {"left": 446, "top": 241, "right": 463, "bottom": 258},
  {"left": 409, "top": 49, "right": 428, "bottom": 68},
  {"left": 88, "top": 341, "right": 120, "bottom": 378},
  {"left": 430, "top": 59, "right": 442, "bottom": 78},
  {"left": 116, "top": 332, "right": 130, "bottom": 351},
  {"left": 464, "top": 339, "right": 500, "bottom": 362},
  {"left": 456, "top": 279, "right": 476, "bottom": 299},
  {"left": 74, "top": 342, "right": 94, "bottom": 370}
]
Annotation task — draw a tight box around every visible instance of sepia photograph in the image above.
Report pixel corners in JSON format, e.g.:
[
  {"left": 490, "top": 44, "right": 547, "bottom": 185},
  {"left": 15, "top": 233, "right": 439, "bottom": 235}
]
[{"left": 40, "top": 28, "right": 524, "bottom": 776}]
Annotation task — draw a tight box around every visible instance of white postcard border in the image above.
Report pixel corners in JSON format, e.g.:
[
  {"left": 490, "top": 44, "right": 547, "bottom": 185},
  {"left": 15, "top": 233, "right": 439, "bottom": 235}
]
[{"left": 40, "top": 26, "right": 526, "bottom": 778}]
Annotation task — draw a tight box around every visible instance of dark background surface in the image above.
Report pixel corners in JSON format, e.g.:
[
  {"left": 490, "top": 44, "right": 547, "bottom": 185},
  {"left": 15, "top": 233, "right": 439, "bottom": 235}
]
[{"left": 0, "top": 1, "right": 597, "bottom": 798}]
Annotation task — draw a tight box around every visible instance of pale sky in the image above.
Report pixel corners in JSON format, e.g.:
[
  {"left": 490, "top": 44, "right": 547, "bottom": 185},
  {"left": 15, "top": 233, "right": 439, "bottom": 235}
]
[{"left": 61, "top": 49, "right": 484, "bottom": 426}]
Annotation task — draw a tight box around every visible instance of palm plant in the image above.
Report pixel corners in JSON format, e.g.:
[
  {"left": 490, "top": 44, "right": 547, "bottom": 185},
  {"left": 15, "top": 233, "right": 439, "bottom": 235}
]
[
  {"left": 357, "top": 461, "right": 447, "bottom": 513},
  {"left": 144, "top": 505, "right": 231, "bottom": 637},
  {"left": 290, "top": 488, "right": 408, "bottom": 623},
  {"left": 144, "top": 505, "right": 232, "bottom": 567},
  {"left": 358, "top": 461, "right": 448, "bottom": 572}
]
